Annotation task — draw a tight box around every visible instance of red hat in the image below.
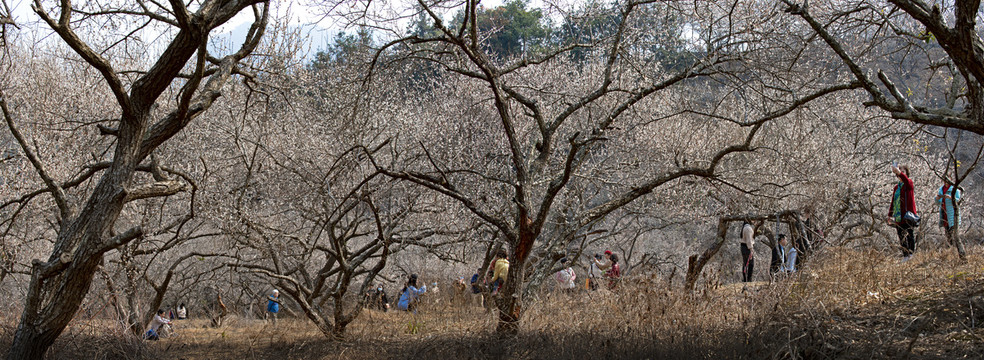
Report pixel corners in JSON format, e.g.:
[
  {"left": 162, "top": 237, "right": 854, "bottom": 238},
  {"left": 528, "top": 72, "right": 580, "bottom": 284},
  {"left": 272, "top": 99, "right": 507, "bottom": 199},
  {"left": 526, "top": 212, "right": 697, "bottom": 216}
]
[{"left": 604, "top": 250, "right": 612, "bottom": 255}]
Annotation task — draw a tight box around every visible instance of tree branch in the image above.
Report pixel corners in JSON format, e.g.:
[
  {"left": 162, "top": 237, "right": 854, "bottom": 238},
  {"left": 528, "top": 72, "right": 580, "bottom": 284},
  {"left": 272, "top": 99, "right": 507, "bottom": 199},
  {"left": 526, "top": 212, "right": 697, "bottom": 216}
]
[
  {"left": 1, "top": 91, "right": 73, "bottom": 220},
  {"left": 32, "top": 0, "right": 132, "bottom": 117},
  {"left": 136, "top": 1, "right": 268, "bottom": 161},
  {"left": 123, "top": 179, "right": 188, "bottom": 203}
]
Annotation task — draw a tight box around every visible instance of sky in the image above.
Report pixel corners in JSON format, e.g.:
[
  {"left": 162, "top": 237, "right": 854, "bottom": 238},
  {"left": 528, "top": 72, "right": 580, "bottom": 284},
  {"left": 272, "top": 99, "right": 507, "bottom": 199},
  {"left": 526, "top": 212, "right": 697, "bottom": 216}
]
[
  {"left": 5, "top": 0, "right": 561, "bottom": 61},
  {"left": 6, "top": 0, "right": 341, "bottom": 56}
]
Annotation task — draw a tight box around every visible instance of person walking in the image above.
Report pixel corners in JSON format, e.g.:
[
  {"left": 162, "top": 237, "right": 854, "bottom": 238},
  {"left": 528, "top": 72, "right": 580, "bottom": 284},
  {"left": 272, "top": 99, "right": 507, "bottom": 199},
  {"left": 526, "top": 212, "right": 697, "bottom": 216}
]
[
  {"left": 470, "top": 269, "right": 482, "bottom": 294},
  {"left": 887, "top": 163, "right": 918, "bottom": 259},
  {"left": 365, "top": 285, "right": 391, "bottom": 311},
  {"left": 396, "top": 274, "right": 428, "bottom": 312},
  {"left": 266, "top": 289, "right": 281, "bottom": 323},
  {"left": 936, "top": 179, "right": 962, "bottom": 247},
  {"left": 740, "top": 221, "right": 756, "bottom": 282},
  {"left": 469, "top": 268, "right": 489, "bottom": 308},
  {"left": 596, "top": 251, "right": 613, "bottom": 271}
]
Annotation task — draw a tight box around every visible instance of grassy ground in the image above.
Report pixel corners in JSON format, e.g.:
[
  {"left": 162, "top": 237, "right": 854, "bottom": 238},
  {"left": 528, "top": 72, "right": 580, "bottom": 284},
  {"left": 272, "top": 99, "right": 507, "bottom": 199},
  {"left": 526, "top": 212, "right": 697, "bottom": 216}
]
[
  {"left": 2, "top": 247, "right": 983, "bottom": 359},
  {"left": 759, "top": 249, "right": 984, "bottom": 359}
]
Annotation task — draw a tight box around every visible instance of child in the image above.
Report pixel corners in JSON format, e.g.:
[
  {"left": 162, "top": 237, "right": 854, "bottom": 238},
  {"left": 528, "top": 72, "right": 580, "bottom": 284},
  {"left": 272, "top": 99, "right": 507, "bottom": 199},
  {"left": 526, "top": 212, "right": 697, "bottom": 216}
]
[{"left": 145, "top": 309, "right": 171, "bottom": 340}]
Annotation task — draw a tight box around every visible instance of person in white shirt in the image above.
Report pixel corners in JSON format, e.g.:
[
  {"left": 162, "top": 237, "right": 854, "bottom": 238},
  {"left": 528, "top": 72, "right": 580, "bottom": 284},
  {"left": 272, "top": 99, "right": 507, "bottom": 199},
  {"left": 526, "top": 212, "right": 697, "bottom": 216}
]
[
  {"left": 740, "top": 221, "right": 756, "bottom": 282},
  {"left": 554, "top": 258, "right": 577, "bottom": 293},
  {"left": 145, "top": 309, "right": 171, "bottom": 340},
  {"left": 176, "top": 303, "right": 187, "bottom": 320}
]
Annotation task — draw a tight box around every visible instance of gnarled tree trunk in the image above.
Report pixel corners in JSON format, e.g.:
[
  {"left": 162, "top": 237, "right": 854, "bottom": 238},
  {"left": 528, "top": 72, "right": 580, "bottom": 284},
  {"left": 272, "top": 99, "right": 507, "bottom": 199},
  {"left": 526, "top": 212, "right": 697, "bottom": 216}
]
[
  {"left": 686, "top": 218, "right": 729, "bottom": 292},
  {"left": 4, "top": 2, "right": 267, "bottom": 357}
]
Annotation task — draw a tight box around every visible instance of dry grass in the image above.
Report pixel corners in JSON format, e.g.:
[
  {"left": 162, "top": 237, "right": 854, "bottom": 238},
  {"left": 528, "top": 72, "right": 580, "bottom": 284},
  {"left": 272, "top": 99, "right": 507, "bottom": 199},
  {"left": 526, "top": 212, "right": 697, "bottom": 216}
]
[
  {"left": 760, "top": 248, "right": 984, "bottom": 359},
  {"left": 0, "top": 314, "right": 150, "bottom": 360},
  {"left": 2, "top": 247, "right": 983, "bottom": 359}
]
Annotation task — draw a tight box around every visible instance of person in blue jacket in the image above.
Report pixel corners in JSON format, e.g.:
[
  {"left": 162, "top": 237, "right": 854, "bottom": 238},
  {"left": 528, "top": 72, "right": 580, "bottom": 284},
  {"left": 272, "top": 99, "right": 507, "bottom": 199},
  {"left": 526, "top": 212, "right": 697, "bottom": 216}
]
[
  {"left": 936, "top": 179, "right": 962, "bottom": 247},
  {"left": 266, "top": 289, "right": 281, "bottom": 323},
  {"left": 396, "top": 274, "right": 427, "bottom": 312}
]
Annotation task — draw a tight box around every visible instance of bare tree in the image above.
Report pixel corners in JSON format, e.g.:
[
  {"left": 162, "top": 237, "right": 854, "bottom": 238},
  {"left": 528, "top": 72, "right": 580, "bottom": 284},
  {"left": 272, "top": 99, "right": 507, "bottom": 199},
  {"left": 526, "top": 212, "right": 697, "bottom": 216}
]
[
  {"left": 0, "top": 0, "right": 14, "bottom": 46},
  {"left": 780, "top": 0, "right": 984, "bottom": 258},
  {"left": 782, "top": 1, "right": 984, "bottom": 134},
  {"left": 225, "top": 143, "right": 434, "bottom": 339},
  {"left": 0, "top": 0, "right": 269, "bottom": 357},
  {"left": 229, "top": 179, "right": 434, "bottom": 338},
  {"left": 102, "top": 218, "right": 227, "bottom": 336},
  {"left": 684, "top": 211, "right": 809, "bottom": 291},
  {"left": 915, "top": 127, "right": 984, "bottom": 258},
  {"left": 349, "top": 0, "right": 861, "bottom": 333},
  {"left": 0, "top": 0, "right": 14, "bottom": 289},
  {"left": 204, "top": 55, "right": 456, "bottom": 338}
]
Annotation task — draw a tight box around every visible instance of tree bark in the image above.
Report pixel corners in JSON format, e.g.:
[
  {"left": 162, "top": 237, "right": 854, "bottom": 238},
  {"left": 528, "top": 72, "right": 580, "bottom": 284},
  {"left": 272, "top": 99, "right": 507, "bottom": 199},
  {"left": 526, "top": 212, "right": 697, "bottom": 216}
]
[
  {"left": 123, "top": 252, "right": 143, "bottom": 336},
  {"left": 9, "top": 244, "right": 117, "bottom": 360},
  {"left": 495, "top": 217, "right": 536, "bottom": 335},
  {"left": 5, "top": 2, "right": 266, "bottom": 357},
  {"left": 495, "top": 254, "right": 525, "bottom": 335},
  {"left": 685, "top": 219, "right": 729, "bottom": 292},
  {"left": 7, "top": 327, "right": 50, "bottom": 360}
]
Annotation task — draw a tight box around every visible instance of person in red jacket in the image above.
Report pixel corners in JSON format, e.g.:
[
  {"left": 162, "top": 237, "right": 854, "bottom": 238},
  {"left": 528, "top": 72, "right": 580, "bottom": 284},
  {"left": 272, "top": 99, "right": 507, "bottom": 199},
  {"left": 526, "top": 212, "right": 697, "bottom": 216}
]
[
  {"left": 887, "top": 163, "right": 917, "bottom": 259},
  {"left": 605, "top": 253, "right": 621, "bottom": 290}
]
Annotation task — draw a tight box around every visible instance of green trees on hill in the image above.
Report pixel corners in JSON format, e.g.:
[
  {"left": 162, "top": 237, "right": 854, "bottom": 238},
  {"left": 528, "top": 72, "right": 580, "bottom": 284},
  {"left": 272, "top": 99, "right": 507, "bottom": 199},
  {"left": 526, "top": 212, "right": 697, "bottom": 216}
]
[
  {"left": 472, "top": 0, "right": 550, "bottom": 59},
  {"left": 316, "top": 28, "right": 375, "bottom": 67},
  {"left": 316, "top": 0, "right": 690, "bottom": 68}
]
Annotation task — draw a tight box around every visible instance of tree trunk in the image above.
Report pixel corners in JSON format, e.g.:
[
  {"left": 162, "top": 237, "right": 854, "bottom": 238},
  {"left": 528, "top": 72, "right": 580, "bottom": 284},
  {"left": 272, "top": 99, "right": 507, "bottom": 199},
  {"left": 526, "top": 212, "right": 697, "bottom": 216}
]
[
  {"left": 331, "top": 295, "right": 352, "bottom": 340},
  {"left": 124, "top": 300, "right": 142, "bottom": 336},
  {"left": 685, "top": 219, "right": 729, "bottom": 292},
  {"left": 495, "top": 219, "right": 535, "bottom": 335},
  {"left": 495, "top": 254, "right": 525, "bottom": 335},
  {"left": 7, "top": 326, "right": 54, "bottom": 360},
  {"left": 952, "top": 226, "right": 966, "bottom": 259},
  {"left": 209, "top": 292, "right": 227, "bottom": 328},
  {"left": 137, "top": 282, "right": 170, "bottom": 337},
  {"left": 7, "top": 91, "right": 146, "bottom": 358},
  {"left": 301, "top": 306, "right": 336, "bottom": 340},
  {"left": 331, "top": 321, "right": 348, "bottom": 339},
  {"left": 8, "top": 244, "right": 115, "bottom": 360},
  {"left": 292, "top": 291, "right": 340, "bottom": 340},
  {"left": 295, "top": 297, "right": 335, "bottom": 339},
  {"left": 312, "top": 318, "right": 336, "bottom": 340},
  {"left": 791, "top": 217, "right": 811, "bottom": 264},
  {"left": 522, "top": 255, "right": 552, "bottom": 298},
  {"left": 98, "top": 267, "right": 128, "bottom": 327},
  {"left": 124, "top": 259, "right": 143, "bottom": 336},
  {"left": 5, "top": 2, "right": 265, "bottom": 356}
]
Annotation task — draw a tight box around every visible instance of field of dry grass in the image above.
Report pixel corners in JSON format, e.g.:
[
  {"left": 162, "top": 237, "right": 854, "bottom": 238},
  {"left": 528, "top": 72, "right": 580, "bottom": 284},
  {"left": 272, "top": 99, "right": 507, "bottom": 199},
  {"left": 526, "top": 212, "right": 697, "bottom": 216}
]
[{"left": 2, "top": 247, "right": 983, "bottom": 359}]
